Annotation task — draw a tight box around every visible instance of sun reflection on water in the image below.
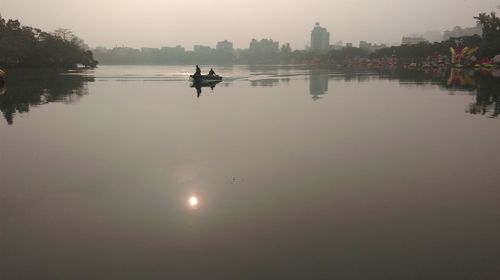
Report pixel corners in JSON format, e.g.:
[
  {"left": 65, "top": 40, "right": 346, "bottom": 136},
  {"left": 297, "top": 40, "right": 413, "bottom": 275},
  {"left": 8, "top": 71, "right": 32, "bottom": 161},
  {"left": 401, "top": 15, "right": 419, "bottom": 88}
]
[{"left": 188, "top": 195, "right": 199, "bottom": 209}]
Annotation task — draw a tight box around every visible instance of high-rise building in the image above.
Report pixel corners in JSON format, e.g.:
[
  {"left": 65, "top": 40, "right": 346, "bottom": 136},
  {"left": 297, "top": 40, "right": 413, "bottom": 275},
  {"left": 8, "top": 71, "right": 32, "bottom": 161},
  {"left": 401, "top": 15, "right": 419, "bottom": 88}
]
[
  {"left": 216, "top": 40, "right": 234, "bottom": 52},
  {"left": 249, "top": 39, "right": 280, "bottom": 53},
  {"left": 310, "top": 23, "right": 330, "bottom": 51}
]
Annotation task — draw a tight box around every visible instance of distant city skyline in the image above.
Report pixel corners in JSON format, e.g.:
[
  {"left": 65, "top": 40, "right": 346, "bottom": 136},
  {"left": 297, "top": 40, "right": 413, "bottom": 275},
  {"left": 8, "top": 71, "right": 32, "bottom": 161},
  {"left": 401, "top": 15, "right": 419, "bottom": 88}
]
[{"left": 1, "top": 0, "right": 499, "bottom": 49}]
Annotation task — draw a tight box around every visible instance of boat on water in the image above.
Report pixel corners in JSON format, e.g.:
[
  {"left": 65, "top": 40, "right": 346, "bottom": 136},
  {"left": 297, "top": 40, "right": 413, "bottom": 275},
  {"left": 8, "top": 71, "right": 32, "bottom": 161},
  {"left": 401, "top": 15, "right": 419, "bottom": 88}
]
[
  {"left": 191, "top": 79, "right": 221, "bottom": 87},
  {"left": 190, "top": 65, "right": 223, "bottom": 82},
  {"left": 189, "top": 74, "right": 223, "bottom": 82}
]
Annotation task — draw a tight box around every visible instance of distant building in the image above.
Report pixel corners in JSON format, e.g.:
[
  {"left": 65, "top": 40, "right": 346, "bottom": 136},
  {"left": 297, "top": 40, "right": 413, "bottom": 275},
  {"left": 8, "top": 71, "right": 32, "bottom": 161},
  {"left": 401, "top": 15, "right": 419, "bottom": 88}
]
[
  {"left": 141, "top": 47, "right": 160, "bottom": 54},
  {"left": 423, "top": 30, "right": 443, "bottom": 43},
  {"left": 216, "top": 40, "right": 234, "bottom": 52},
  {"left": 443, "top": 25, "right": 482, "bottom": 40},
  {"left": 346, "top": 43, "right": 353, "bottom": 48},
  {"left": 112, "top": 47, "right": 140, "bottom": 56},
  {"left": 193, "top": 45, "right": 213, "bottom": 53},
  {"left": 249, "top": 39, "right": 280, "bottom": 53},
  {"left": 401, "top": 36, "right": 427, "bottom": 46},
  {"left": 359, "top": 41, "right": 371, "bottom": 50},
  {"left": 310, "top": 23, "right": 330, "bottom": 51},
  {"left": 330, "top": 41, "right": 344, "bottom": 50},
  {"left": 359, "top": 41, "right": 387, "bottom": 52},
  {"left": 161, "top": 45, "right": 185, "bottom": 53}
]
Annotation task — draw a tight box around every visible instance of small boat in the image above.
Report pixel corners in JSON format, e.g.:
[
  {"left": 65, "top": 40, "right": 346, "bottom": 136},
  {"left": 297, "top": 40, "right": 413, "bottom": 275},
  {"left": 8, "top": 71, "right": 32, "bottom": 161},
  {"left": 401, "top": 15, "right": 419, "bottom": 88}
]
[{"left": 189, "top": 74, "right": 223, "bottom": 82}]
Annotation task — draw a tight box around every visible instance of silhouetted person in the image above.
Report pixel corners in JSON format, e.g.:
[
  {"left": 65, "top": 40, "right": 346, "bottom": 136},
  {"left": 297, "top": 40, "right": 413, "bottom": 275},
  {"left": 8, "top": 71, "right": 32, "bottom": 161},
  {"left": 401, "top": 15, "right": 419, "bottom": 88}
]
[
  {"left": 194, "top": 65, "right": 201, "bottom": 77},
  {"left": 208, "top": 68, "right": 216, "bottom": 76},
  {"left": 0, "top": 69, "right": 5, "bottom": 88}
]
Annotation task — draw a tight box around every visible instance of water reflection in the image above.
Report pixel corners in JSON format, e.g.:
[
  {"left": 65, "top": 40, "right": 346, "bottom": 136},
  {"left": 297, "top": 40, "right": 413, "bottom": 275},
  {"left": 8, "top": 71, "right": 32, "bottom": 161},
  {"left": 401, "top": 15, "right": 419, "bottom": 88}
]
[
  {"left": 467, "top": 73, "right": 500, "bottom": 117},
  {"left": 0, "top": 70, "right": 94, "bottom": 125},
  {"left": 309, "top": 70, "right": 329, "bottom": 100},
  {"left": 373, "top": 67, "right": 500, "bottom": 117},
  {"left": 1, "top": 67, "right": 499, "bottom": 123},
  {"left": 190, "top": 80, "right": 221, "bottom": 98},
  {"left": 2, "top": 66, "right": 500, "bottom": 279},
  {"left": 250, "top": 79, "right": 279, "bottom": 87},
  {"left": 447, "top": 68, "right": 477, "bottom": 90}
]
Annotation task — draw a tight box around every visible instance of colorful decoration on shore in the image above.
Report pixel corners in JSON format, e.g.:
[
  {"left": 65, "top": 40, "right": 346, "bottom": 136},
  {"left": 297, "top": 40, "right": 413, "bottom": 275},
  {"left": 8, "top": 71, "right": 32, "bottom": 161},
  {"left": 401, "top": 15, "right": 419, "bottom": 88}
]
[{"left": 450, "top": 39, "right": 478, "bottom": 67}]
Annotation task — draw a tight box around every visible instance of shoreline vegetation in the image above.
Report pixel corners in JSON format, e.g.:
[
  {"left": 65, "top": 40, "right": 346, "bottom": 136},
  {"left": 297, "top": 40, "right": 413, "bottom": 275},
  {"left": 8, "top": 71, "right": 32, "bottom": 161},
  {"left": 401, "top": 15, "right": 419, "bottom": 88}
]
[{"left": 0, "top": 15, "right": 98, "bottom": 70}]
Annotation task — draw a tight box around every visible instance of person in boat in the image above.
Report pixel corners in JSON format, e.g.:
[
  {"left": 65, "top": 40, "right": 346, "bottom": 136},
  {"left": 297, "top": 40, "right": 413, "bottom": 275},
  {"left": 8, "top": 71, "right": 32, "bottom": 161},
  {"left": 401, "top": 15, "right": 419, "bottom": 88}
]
[
  {"left": 208, "top": 68, "right": 216, "bottom": 77},
  {"left": 0, "top": 69, "right": 5, "bottom": 88},
  {"left": 194, "top": 65, "right": 201, "bottom": 77}
]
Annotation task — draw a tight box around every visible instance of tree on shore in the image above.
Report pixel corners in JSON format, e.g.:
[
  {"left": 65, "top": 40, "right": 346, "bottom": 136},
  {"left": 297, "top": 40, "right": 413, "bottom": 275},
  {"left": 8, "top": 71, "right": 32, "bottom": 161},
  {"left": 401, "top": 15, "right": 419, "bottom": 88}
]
[
  {"left": 473, "top": 12, "right": 500, "bottom": 57},
  {"left": 0, "top": 15, "right": 98, "bottom": 69},
  {"left": 474, "top": 12, "right": 500, "bottom": 40}
]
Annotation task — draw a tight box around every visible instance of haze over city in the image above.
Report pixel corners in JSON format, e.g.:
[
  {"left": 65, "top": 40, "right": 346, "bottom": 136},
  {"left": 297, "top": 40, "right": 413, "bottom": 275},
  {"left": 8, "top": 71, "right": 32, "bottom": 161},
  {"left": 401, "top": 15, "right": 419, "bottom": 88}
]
[
  {"left": 1, "top": 0, "right": 499, "bottom": 49},
  {"left": 3, "top": 0, "right": 500, "bottom": 278}
]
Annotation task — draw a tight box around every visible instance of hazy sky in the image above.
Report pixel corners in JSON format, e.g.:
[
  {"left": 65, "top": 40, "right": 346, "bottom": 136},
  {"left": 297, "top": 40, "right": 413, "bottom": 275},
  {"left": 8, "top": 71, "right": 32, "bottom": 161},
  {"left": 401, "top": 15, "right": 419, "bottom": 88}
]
[{"left": 1, "top": 0, "right": 499, "bottom": 49}]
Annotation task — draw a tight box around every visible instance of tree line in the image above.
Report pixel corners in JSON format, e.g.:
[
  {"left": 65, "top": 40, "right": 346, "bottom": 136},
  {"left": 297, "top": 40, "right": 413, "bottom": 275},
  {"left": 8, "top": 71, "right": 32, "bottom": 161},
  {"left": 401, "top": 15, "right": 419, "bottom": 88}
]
[
  {"left": 340, "top": 12, "right": 500, "bottom": 65},
  {"left": 0, "top": 15, "right": 97, "bottom": 69}
]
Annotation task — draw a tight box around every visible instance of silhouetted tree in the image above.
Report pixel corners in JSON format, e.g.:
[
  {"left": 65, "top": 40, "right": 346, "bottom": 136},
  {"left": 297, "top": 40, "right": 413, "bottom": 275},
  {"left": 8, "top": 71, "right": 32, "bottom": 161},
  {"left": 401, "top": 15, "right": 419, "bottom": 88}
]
[
  {"left": 474, "top": 12, "right": 500, "bottom": 40},
  {"left": 0, "top": 15, "right": 97, "bottom": 69},
  {"left": 473, "top": 12, "right": 500, "bottom": 57}
]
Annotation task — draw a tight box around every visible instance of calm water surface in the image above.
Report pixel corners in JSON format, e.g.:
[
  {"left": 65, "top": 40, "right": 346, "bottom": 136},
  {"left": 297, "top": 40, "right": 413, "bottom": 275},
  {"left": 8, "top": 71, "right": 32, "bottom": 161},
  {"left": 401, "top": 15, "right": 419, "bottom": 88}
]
[{"left": 1, "top": 65, "right": 500, "bottom": 279}]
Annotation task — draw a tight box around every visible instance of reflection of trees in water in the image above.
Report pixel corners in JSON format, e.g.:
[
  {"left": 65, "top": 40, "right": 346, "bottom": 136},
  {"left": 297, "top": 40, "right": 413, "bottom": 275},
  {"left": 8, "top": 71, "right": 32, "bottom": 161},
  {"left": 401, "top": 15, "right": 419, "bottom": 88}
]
[
  {"left": 440, "top": 69, "right": 499, "bottom": 118},
  {"left": 342, "top": 70, "right": 374, "bottom": 82},
  {"left": 467, "top": 74, "right": 500, "bottom": 118},
  {"left": 0, "top": 70, "right": 93, "bottom": 125},
  {"left": 377, "top": 67, "right": 500, "bottom": 118}
]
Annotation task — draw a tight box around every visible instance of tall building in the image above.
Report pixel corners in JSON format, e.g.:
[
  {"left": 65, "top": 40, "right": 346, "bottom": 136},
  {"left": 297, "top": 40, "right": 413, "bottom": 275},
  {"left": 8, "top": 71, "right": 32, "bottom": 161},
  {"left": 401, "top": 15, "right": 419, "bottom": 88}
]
[
  {"left": 216, "top": 40, "right": 234, "bottom": 52},
  {"left": 359, "top": 41, "right": 371, "bottom": 50},
  {"left": 310, "top": 23, "right": 330, "bottom": 51},
  {"left": 249, "top": 39, "right": 280, "bottom": 53}
]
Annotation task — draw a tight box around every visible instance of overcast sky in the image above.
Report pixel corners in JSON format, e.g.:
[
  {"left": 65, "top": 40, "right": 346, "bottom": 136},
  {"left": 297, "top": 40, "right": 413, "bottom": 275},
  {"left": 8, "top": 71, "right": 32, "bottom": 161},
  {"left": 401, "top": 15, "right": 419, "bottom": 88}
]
[{"left": 1, "top": 0, "right": 499, "bottom": 49}]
